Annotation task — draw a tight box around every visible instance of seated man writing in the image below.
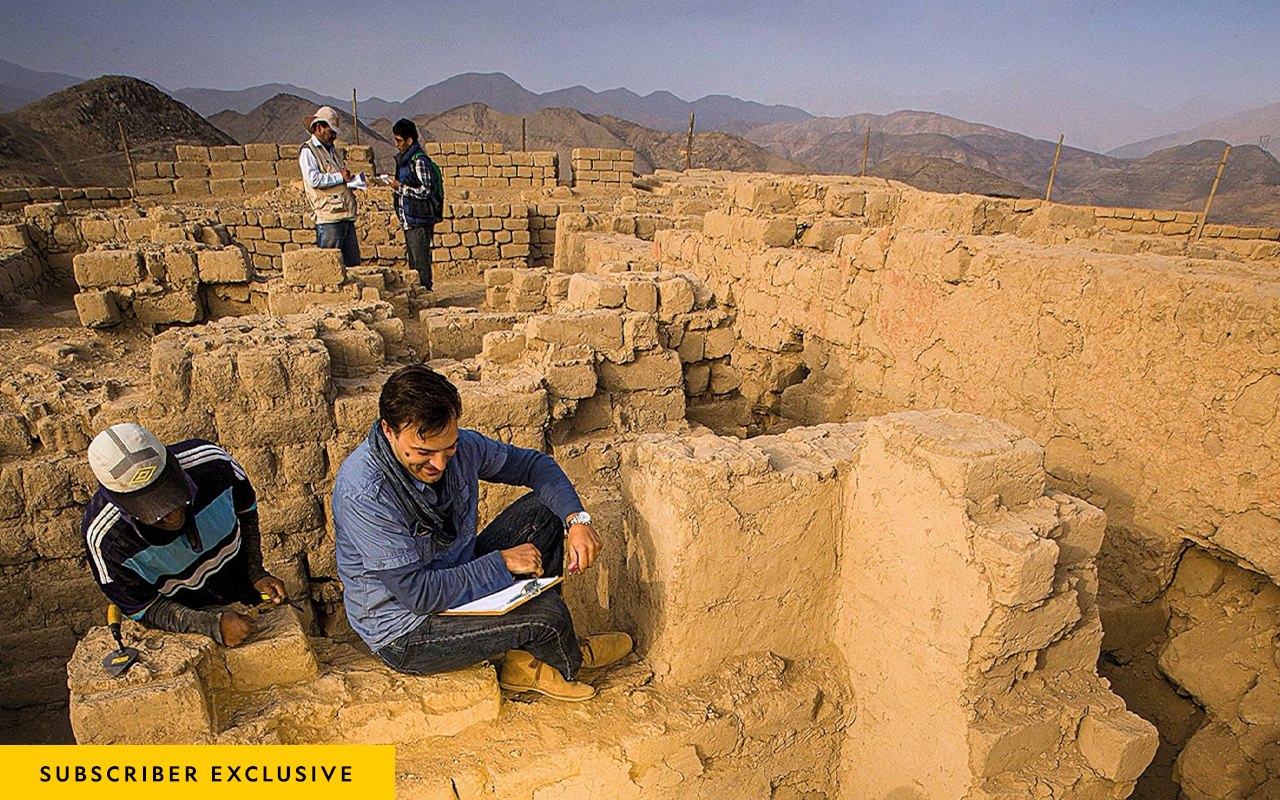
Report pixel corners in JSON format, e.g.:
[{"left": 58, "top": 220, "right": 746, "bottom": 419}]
[
  {"left": 82, "top": 423, "right": 288, "bottom": 647},
  {"left": 333, "top": 365, "right": 631, "bottom": 700}
]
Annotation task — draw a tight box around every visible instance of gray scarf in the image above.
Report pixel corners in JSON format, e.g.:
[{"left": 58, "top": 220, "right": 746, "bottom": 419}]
[{"left": 365, "top": 420, "right": 459, "bottom": 548}]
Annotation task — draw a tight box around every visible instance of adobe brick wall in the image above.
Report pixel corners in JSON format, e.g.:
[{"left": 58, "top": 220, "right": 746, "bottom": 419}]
[{"left": 571, "top": 147, "right": 635, "bottom": 188}]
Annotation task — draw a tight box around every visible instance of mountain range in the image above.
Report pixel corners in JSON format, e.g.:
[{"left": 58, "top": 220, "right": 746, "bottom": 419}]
[
  {"left": 175, "top": 72, "right": 812, "bottom": 136},
  {"left": 0, "top": 68, "right": 1275, "bottom": 226},
  {"left": 2, "top": 59, "right": 1277, "bottom": 161}
]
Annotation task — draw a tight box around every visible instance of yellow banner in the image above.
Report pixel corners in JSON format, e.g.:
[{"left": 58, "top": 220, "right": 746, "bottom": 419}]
[{"left": 3, "top": 745, "right": 395, "bottom": 799}]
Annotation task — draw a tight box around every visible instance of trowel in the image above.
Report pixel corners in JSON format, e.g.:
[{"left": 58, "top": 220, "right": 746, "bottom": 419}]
[{"left": 102, "top": 604, "right": 139, "bottom": 677}]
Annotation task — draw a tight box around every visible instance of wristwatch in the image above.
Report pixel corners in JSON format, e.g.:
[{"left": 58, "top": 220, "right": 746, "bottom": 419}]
[{"left": 565, "top": 511, "right": 592, "bottom": 527}]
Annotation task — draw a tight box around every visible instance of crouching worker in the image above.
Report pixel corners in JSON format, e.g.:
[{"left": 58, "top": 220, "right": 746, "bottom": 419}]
[
  {"left": 82, "top": 424, "right": 288, "bottom": 647},
  {"left": 333, "top": 365, "right": 632, "bottom": 701}
]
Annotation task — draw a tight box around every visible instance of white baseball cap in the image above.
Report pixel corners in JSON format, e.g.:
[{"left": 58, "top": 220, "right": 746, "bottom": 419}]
[
  {"left": 308, "top": 106, "right": 342, "bottom": 136},
  {"left": 88, "top": 424, "right": 191, "bottom": 524}
]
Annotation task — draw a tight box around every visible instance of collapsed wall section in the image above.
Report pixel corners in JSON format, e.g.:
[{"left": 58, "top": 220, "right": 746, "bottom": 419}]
[
  {"left": 643, "top": 171, "right": 1280, "bottom": 797},
  {"left": 839, "top": 410, "right": 1155, "bottom": 799}
]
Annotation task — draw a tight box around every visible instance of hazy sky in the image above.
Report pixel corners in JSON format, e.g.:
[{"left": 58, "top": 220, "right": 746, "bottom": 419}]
[{"left": 2, "top": 1, "right": 1276, "bottom": 118}]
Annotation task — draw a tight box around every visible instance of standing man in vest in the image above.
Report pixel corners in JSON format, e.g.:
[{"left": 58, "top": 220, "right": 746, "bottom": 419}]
[
  {"left": 389, "top": 118, "right": 441, "bottom": 291},
  {"left": 299, "top": 106, "right": 360, "bottom": 267}
]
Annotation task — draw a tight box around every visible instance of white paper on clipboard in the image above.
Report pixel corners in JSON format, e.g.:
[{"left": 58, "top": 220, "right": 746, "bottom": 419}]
[{"left": 440, "top": 575, "right": 563, "bottom": 615}]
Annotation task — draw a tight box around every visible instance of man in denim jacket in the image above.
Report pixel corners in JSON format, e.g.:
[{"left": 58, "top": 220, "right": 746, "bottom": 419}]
[{"left": 333, "top": 365, "right": 631, "bottom": 701}]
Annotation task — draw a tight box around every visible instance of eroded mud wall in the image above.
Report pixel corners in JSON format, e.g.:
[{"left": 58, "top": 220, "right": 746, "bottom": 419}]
[{"left": 653, "top": 174, "right": 1280, "bottom": 797}]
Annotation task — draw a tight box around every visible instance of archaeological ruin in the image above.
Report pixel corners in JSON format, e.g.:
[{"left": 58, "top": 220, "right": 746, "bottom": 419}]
[{"left": 0, "top": 139, "right": 1277, "bottom": 800}]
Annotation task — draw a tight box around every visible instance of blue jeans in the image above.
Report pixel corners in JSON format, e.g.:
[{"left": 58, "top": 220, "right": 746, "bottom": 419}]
[
  {"left": 316, "top": 220, "right": 361, "bottom": 267},
  {"left": 375, "top": 494, "right": 583, "bottom": 679}
]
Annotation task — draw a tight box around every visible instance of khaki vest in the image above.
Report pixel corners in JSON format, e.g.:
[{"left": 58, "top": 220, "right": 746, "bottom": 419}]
[{"left": 301, "top": 141, "right": 357, "bottom": 223}]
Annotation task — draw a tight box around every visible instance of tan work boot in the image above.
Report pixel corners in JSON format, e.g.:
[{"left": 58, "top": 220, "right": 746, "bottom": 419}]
[
  {"left": 579, "top": 632, "right": 633, "bottom": 669},
  {"left": 498, "top": 650, "right": 596, "bottom": 701}
]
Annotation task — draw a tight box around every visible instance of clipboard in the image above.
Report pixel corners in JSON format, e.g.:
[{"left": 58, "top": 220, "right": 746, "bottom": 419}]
[{"left": 439, "top": 576, "right": 563, "bottom": 616}]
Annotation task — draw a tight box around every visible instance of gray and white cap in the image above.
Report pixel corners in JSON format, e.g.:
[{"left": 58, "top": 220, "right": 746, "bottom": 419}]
[{"left": 88, "top": 423, "right": 191, "bottom": 524}]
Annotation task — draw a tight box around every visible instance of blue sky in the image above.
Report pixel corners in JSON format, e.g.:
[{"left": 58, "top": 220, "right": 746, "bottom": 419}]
[{"left": 2, "top": 1, "right": 1276, "bottom": 149}]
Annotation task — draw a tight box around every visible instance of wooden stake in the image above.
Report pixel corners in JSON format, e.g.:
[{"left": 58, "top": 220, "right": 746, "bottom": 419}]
[
  {"left": 861, "top": 127, "right": 870, "bottom": 177},
  {"left": 1195, "top": 144, "right": 1231, "bottom": 241},
  {"left": 521, "top": 118, "right": 526, "bottom": 152},
  {"left": 118, "top": 121, "right": 136, "bottom": 192},
  {"left": 1045, "top": 134, "right": 1064, "bottom": 202},
  {"left": 685, "top": 113, "right": 695, "bottom": 172},
  {"left": 352, "top": 89, "right": 359, "bottom": 145}
]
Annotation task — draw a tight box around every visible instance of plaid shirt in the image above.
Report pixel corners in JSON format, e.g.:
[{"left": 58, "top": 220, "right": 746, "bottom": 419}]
[{"left": 394, "top": 150, "right": 437, "bottom": 230}]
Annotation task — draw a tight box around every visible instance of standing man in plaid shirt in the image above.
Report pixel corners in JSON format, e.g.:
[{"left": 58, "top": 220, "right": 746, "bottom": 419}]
[{"left": 389, "top": 118, "right": 443, "bottom": 291}]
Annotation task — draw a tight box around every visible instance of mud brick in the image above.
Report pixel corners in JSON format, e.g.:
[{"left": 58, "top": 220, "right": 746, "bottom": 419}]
[
  {"left": 320, "top": 329, "right": 385, "bottom": 378},
  {"left": 135, "top": 178, "right": 174, "bottom": 196},
  {"left": 568, "top": 273, "right": 625, "bottom": 309},
  {"left": 133, "top": 286, "right": 203, "bottom": 325},
  {"left": 71, "top": 670, "right": 215, "bottom": 744},
  {"left": 73, "top": 249, "right": 142, "bottom": 288},
  {"left": 163, "top": 251, "right": 199, "bottom": 283},
  {"left": 197, "top": 247, "right": 252, "bottom": 283},
  {"left": 222, "top": 607, "right": 318, "bottom": 692},
  {"left": 245, "top": 143, "right": 280, "bottom": 160},
  {"left": 599, "top": 349, "right": 683, "bottom": 392},
  {"left": 971, "top": 521, "right": 1058, "bottom": 606},
  {"left": 175, "top": 145, "right": 209, "bottom": 162},
  {"left": 78, "top": 218, "right": 117, "bottom": 243},
  {"left": 1077, "top": 711, "right": 1159, "bottom": 782},
  {"left": 283, "top": 248, "right": 345, "bottom": 285},
  {"left": 208, "top": 178, "right": 244, "bottom": 197},
  {"left": 173, "top": 179, "right": 210, "bottom": 198},
  {"left": 208, "top": 161, "right": 244, "bottom": 179},
  {"left": 546, "top": 363, "right": 597, "bottom": 399},
  {"left": 174, "top": 161, "right": 210, "bottom": 178},
  {"left": 0, "top": 413, "right": 34, "bottom": 457},
  {"left": 242, "top": 160, "right": 277, "bottom": 177}
]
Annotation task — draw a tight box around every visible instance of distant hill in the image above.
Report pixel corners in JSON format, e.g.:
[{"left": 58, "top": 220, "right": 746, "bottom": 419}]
[
  {"left": 1109, "top": 101, "right": 1280, "bottom": 159},
  {"left": 747, "top": 110, "right": 1123, "bottom": 193},
  {"left": 400, "top": 103, "right": 635, "bottom": 172},
  {"left": 589, "top": 115, "right": 810, "bottom": 175},
  {"left": 175, "top": 83, "right": 347, "bottom": 117},
  {"left": 209, "top": 93, "right": 395, "bottom": 168},
  {"left": 868, "top": 156, "right": 1036, "bottom": 198},
  {"left": 0, "top": 59, "right": 83, "bottom": 114},
  {"left": 179, "top": 72, "right": 812, "bottom": 135},
  {"left": 1060, "top": 140, "right": 1280, "bottom": 226},
  {"left": 745, "top": 112, "right": 1279, "bottom": 225},
  {"left": 366, "top": 102, "right": 809, "bottom": 178},
  {"left": 0, "top": 75, "right": 233, "bottom": 187}
]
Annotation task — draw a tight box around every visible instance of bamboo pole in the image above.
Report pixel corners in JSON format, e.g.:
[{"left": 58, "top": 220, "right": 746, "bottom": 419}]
[
  {"left": 1045, "top": 134, "right": 1064, "bottom": 202},
  {"left": 685, "top": 113, "right": 695, "bottom": 171},
  {"left": 1195, "top": 144, "right": 1232, "bottom": 240},
  {"left": 352, "top": 89, "right": 359, "bottom": 144},
  {"left": 118, "top": 122, "right": 136, "bottom": 192},
  {"left": 521, "top": 118, "right": 526, "bottom": 152},
  {"left": 861, "top": 127, "right": 870, "bottom": 177}
]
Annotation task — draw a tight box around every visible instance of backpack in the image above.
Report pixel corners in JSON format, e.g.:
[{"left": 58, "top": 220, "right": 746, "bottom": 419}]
[{"left": 404, "top": 151, "right": 444, "bottom": 223}]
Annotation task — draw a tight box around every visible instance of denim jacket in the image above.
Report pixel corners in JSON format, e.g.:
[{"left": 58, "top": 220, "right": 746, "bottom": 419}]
[{"left": 333, "top": 428, "right": 584, "bottom": 651}]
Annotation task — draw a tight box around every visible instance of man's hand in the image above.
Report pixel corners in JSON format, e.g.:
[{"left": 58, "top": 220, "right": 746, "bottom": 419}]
[
  {"left": 389, "top": 178, "right": 401, "bottom": 189},
  {"left": 501, "top": 543, "right": 543, "bottom": 577},
  {"left": 219, "top": 611, "right": 256, "bottom": 647},
  {"left": 340, "top": 168, "right": 353, "bottom": 182},
  {"left": 566, "top": 523, "right": 602, "bottom": 573},
  {"left": 254, "top": 575, "right": 288, "bottom": 605}
]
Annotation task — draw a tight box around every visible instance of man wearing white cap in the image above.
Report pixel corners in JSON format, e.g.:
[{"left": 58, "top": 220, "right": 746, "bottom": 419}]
[
  {"left": 81, "top": 424, "right": 287, "bottom": 647},
  {"left": 299, "top": 105, "right": 360, "bottom": 267}
]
